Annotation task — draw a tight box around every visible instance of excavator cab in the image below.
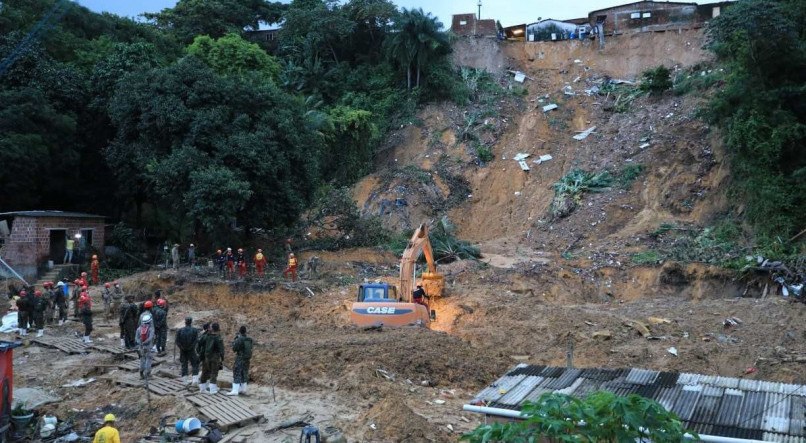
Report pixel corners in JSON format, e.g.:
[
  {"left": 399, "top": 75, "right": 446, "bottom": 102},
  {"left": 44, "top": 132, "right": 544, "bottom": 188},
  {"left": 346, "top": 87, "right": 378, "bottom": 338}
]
[{"left": 350, "top": 283, "right": 431, "bottom": 327}]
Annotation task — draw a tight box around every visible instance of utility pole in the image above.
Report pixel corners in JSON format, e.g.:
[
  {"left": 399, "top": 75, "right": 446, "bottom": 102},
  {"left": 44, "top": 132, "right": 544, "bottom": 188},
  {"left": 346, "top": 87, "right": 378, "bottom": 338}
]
[{"left": 477, "top": 0, "right": 482, "bottom": 20}]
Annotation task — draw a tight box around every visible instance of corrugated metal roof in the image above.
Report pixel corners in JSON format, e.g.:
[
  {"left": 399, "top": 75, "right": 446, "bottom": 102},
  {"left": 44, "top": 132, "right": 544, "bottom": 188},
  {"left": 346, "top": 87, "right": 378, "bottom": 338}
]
[{"left": 467, "top": 365, "right": 806, "bottom": 441}]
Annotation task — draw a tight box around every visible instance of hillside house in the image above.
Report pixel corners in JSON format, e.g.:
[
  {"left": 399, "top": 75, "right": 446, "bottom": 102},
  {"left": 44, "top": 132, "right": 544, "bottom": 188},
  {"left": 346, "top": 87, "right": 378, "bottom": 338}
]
[
  {"left": 526, "top": 19, "right": 581, "bottom": 42},
  {"left": 0, "top": 211, "right": 105, "bottom": 281},
  {"left": 588, "top": 0, "right": 733, "bottom": 36},
  {"left": 451, "top": 13, "right": 498, "bottom": 37}
]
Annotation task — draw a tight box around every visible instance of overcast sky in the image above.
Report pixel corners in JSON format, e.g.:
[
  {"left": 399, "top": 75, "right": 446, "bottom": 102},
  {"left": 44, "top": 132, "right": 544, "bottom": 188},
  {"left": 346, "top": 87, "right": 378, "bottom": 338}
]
[{"left": 76, "top": 0, "right": 720, "bottom": 28}]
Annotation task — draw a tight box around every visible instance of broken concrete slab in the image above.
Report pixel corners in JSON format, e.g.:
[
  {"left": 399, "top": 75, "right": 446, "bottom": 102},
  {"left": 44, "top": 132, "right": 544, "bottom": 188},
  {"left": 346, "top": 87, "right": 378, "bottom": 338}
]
[
  {"left": 513, "top": 153, "right": 530, "bottom": 161},
  {"left": 542, "top": 104, "right": 558, "bottom": 112},
  {"left": 532, "top": 154, "right": 553, "bottom": 165},
  {"left": 572, "top": 126, "right": 596, "bottom": 141},
  {"left": 563, "top": 86, "right": 575, "bottom": 96},
  {"left": 623, "top": 320, "right": 651, "bottom": 337},
  {"left": 592, "top": 331, "right": 612, "bottom": 340},
  {"left": 647, "top": 317, "right": 672, "bottom": 325},
  {"left": 517, "top": 160, "right": 530, "bottom": 171},
  {"left": 13, "top": 387, "right": 62, "bottom": 409}
]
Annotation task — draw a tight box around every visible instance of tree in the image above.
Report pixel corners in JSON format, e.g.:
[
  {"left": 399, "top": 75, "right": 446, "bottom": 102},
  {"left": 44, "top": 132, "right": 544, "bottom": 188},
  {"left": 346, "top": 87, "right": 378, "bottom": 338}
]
[
  {"left": 462, "top": 391, "right": 693, "bottom": 443},
  {"left": 106, "top": 57, "right": 322, "bottom": 236},
  {"left": 144, "top": 0, "right": 287, "bottom": 44},
  {"left": 187, "top": 33, "right": 280, "bottom": 81},
  {"left": 384, "top": 8, "right": 450, "bottom": 90},
  {"left": 324, "top": 105, "right": 377, "bottom": 184}
]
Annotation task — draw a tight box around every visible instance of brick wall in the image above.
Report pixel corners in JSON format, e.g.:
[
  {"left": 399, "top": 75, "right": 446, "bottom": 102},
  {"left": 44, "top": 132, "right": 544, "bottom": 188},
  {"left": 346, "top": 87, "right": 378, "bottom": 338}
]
[{"left": 0, "top": 216, "right": 105, "bottom": 280}]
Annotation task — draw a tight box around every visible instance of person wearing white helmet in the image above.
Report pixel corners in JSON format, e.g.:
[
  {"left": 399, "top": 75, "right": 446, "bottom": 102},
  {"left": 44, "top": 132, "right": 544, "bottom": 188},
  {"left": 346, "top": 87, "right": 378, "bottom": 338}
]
[{"left": 135, "top": 309, "right": 155, "bottom": 380}]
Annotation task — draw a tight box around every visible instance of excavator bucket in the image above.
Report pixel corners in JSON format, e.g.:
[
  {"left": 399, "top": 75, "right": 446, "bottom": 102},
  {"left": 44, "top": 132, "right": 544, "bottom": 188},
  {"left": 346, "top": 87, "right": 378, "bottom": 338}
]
[{"left": 419, "top": 272, "right": 444, "bottom": 298}]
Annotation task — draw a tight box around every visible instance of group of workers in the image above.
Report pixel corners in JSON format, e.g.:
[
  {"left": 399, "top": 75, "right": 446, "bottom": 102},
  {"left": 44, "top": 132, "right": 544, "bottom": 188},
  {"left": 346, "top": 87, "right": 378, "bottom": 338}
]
[
  {"left": 13, "top": 272, "right": 97, "bottom": 341},
  {"left": 213, "top": 247, "right": 302, "bottom": 281}
]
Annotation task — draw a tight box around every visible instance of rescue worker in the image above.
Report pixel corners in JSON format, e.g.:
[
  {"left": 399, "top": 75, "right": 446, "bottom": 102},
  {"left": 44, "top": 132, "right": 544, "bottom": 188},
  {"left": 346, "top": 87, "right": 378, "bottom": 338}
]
[
  {"left": 43, "top": 282, "right": 55, "bottom": 325},
  {"left": 225, "top": 248, "right": 235, "bottom": 280},
  {"left": 227, "top": 325, "right": 253, "bottom": 396},
  {"left": 64, "top": 237, "right": 75, "bottom": 264},
  {"left": 90, "top": 255, "right": 100, "bottom": 285},
  {"left": 32, "top": 290, "right": 48, "bottom": 337},
  {"left": 139, "top": 300, "right": 155, "bottom": 350},
  {"left": 101, "top": 283, "right": 113, "bottom": 320},
  {"left": 196, "top": 322, "right": 210, "bottom": 363},
  {"left": 254, "top": 249, "right": 267, "bottom": 277},
  {"left": 135, "top": 311, "right": 155, "bottom": 379},
  {"left": 119, "top": 295, "right": 138, "bottom": 349},
  {"left": 78, "top": 271, "right": 88, "bottom": 288},
  {"left": 153, "top": 298, "right": 168, "bottom": 355},
  {"left": 171, "top": 243, "right": 180, "bottom": 269},
  {"left": 24, "top": 288, "right": 36, "bottom": 333},
  {"left": 110, "top": 282, "right": 124, "bottom": 322},
  {"left": 175, "top": 317, "right": 200, "bottom": 385},
  {"left": 199, "top": 322, "right": 224, "bottom": 394},
  {"left": 412, "top": 284, "right": 429, "bottom": 308},
  {"left": 92, "top": 413, "right": 121, "bottom": 443},
  {"left": 71, "top": 279, "right": 81, "bottom": 318},
  {"left": 54, "top": 281, "right": 68, "bottom": 325},
  {"left": 79, "top": 289, "right": 93, "bottom": 343},
  {"left": 283, "top": 253, "right": 298, "bottom": 282},
  {"left": 236, "top": 248, "right": 247, "bottom": 279},
  {"left": 215, "top": 250, "right": 225, "bottom": 277},
  {"left": 187, "top": 243, "right": 196, "bottom": 269},
  {"left": 15, "top": 290, "right": 29, "bottom": 336}
]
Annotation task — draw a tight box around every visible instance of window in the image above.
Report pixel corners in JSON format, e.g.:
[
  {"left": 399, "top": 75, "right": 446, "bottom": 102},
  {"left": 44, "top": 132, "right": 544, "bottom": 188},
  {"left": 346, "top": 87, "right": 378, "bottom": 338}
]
[
  {"left": 642, "top": 12, "right": 651, "bottom": 18},
  {"left": 459, "top": 20, "right": 467, "bottom": 26},
  {"left": 712, "top": 6, "right": 721, "bottom": 17},
  {"left": 630, "top": 12, "right": 641, "bottom": 19}
]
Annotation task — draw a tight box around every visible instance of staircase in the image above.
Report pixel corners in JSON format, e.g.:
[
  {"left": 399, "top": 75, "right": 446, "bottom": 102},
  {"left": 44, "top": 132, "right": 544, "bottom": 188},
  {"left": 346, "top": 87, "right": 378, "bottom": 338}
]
[{"left": 33, "top": 264, "right": 76, "bottom": 288}]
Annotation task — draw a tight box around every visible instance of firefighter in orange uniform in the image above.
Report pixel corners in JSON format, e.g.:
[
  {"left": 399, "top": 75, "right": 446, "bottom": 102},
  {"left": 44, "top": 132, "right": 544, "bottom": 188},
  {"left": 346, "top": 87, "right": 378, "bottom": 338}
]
[
  {"left": 254, "top": 249, "right": 267, "bottom": 277},
  {"left": 283, "top": 253, "right": 298, "bottom": 282}
]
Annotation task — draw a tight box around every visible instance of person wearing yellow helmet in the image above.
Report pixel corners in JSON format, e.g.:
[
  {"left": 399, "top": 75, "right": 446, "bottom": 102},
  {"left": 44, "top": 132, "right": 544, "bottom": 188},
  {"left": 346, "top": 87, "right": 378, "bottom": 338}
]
[{"left": 93, "top": 413, "right": 120, "bottom": 443}]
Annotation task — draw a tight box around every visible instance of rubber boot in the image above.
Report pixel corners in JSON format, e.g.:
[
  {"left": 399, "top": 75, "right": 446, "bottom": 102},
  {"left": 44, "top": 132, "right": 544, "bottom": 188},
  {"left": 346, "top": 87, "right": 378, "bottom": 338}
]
[
  {"left": 240, "top": 383, "right": 247, "bottom": 394},
  {"left": 199, "top": 382, "right": 208, "bottom": 393},
  {"left": 20, "top": 328, "right": 26, "bottom": 337},
  {"left": 120, "top": 338, "right": 125, "bottom": 347},
  {"left": 226, "top": 383, "right": 240, "bottom": 396},
  {"left": 85, "top": 335, "right": 93, "bottom": 344},
  {"left": 37, "top": 330, "right": 43, "bottom": 337},
  {"left": 192, "top": 374, "right": 200, "bottom": 385},
  {"left": 208, "top": 383, "right": 219, "bottom": 394}
]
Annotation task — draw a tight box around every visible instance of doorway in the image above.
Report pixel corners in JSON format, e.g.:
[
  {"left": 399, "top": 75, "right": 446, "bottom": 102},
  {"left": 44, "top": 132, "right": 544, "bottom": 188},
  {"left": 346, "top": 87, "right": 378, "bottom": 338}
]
[{"left": 49, "top": 230, "right": 66, "bottom": 263}]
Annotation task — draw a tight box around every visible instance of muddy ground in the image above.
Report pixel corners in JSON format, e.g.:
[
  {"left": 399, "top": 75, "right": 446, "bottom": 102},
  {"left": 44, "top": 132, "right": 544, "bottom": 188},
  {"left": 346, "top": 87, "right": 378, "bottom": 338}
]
[{"left": 9, "top": 30, "right": 806, "bottom": 443}]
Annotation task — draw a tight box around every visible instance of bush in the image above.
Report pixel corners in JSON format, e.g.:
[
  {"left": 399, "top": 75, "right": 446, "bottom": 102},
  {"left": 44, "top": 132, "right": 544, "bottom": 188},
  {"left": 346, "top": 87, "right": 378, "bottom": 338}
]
[
  {"left": 550, "top": 169, "right": 613, "bottom": 217},
  {"left": 618, "top": 163, "right": 644, "bottom": 188},
  {"left": 640, "top": 65, "right": 672, "bottom": 95},
  {"left": 462, "top": 391, "right": 693, "bottom": 443},
  {"left": 475, "top": 143, "right": 493, "bottom": 163},
  {"left": 632, "top": 250, "right": 663, "bottom": 265}
]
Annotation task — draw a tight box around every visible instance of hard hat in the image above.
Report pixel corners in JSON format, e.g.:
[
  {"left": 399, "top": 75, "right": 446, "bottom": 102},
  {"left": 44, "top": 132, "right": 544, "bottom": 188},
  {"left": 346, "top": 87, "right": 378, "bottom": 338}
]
[
  {"left": 144, "top": 300, "right": 153, "bottom": 309},
  {"left": 92, "top": 255, "right": 98, "bottom": 259},
  {"left": 189, "top": 243, "right": 194, "bottom": 247},
  {"left": 105, "top": 283, "right": 111, "bottom": 288},
  {"left": 19, "top": 291, "right": 27, "bottom": 296},
  {"left": 81, "top": 272, "right": 87, "bottom": 277},
  {"left": 113, "top": 281, "right": 119, "bottom": 286},
  {"left": 257, "top": 249, "right": 262, "bottom": 253},
  {"left": 74, "top": 279, "right": 80, "bottom": 284},
  {"left": 34, "top": 290, "right": 42, "bottom": 296},
  {"left": 104, "top": 413, "right": 116, "bottom": 422},
  {"left": 81, "top": 285, "right": 88, "bottom": 290},
  {"left": 141, "top": 313, "right": 152, "bottom": 323},
  {"left": 216, "top": 249, "right": 222, "bottom": 254},
  {"left": 238, "top": 248, "right": 243, "bottom": 252},
  {"left": 227, "top": 247, "right": 232, "bottom": 251},
  {"left": 290, "top": 253, "right": 295, "bottom": 257},
  {"left": 157, "top": 299, "right": 166, "bottom": 307}
]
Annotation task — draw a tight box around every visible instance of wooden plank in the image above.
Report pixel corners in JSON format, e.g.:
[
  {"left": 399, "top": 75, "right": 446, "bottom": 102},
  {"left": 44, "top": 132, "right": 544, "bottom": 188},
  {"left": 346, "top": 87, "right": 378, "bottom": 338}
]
[
  {"left": 204, "top": 403, "right": 240, "bottom": 424},
  {"left": 90, "top": 343, "right": 136, "bottom": 356},
  {"left": 117, "top": 359, "right": 162, "bottom": 371},
  {"left": 196, "top": 398, "right": 262, "bottom": 430},
  {"left": 32, "top": 336, "right": 89, "bottom": 354}
]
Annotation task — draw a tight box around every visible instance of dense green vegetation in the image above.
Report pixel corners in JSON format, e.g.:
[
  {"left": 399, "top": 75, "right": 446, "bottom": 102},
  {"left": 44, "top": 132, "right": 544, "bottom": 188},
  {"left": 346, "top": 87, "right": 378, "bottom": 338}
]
[
  {"left": 462, "top": 391, "right": 692, "bottom": 443},
  {"left": 0, "top": 0, "right": 456, "bottom": 244},
  {"left": 706, "top": 0, "right": 805, "bottom": 255}
]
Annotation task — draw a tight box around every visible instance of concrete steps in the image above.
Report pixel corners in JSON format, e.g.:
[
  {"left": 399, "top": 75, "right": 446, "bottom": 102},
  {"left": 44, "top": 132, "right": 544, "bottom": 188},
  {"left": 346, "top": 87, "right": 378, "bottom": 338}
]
[{"left": 33, "top": 264, "right": 76, "bottom": 288}]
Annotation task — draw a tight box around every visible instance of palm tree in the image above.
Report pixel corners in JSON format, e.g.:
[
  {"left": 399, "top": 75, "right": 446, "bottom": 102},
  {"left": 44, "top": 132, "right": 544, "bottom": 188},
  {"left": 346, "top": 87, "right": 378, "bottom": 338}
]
[{"left": 385, "top": 8, "right": 450, "bottom": 90}]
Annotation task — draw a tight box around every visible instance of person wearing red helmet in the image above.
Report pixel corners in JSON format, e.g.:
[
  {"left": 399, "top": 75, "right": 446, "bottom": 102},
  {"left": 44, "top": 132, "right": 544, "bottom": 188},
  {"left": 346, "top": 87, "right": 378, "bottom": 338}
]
[
  {"left": 90, "top": 255, "right": 100, "bottom": 285},
  {"left": 236, "top": 248, "right": 247, "bottom": 279},
  {"left": 16, "top": 290, "right": 30, "bottom": 336},
  {"left": 110, "top": 282, "right": 124, "bottom": 327},
  {"left": 225, "top": 248, "right": 235, "bottom": 280},
  {"left": 102, "top": 283, "right": 113, "bottom": 320},
  {"left": 254, "top": 249, "right": 267, "bottom": 277},
  {"left": 153, "top": 298, "right": 168, "bottom": 355},
  {"left": 32, "top": 290, "right": 48, "bottom": 337},
  {"left": 78, "top": 272, "right": 88, "bottom": 287},
  {"left": 283, "top": 253, "right": 298, "bottom": 282},
  {"left": 78, "top": 290, "right": 93, "bottom": 343}
]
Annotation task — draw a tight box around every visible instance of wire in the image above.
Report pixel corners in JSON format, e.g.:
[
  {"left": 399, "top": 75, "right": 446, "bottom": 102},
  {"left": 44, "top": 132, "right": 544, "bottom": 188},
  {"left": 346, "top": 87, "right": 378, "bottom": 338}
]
[{"left": 0, "top": 0, "right": 73, "bottom": 77}]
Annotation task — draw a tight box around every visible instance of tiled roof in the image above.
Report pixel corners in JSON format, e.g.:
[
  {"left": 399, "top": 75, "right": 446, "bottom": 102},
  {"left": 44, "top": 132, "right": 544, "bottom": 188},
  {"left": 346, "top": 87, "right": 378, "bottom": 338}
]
[
  {"left": 467, "top": 364, "right": 806, "bottom": 442},
  {"left": 0, "top": 211, "right": 105, "bottom": 219}
]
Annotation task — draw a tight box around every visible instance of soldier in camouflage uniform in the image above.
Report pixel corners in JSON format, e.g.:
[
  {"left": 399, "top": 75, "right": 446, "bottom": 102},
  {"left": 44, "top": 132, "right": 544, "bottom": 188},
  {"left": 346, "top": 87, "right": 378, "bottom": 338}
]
[
  {"left": 227, "top": 326, "right": 253, "bottom": 396},
  {"left": 199, "top": 323, "right": 224, "bottom": 394},
  {"left": 119, "top": 295, "right": 139, "bottom": 349},
  {"left": 175, "top": 317, "right": 200, "bottom": 385}
]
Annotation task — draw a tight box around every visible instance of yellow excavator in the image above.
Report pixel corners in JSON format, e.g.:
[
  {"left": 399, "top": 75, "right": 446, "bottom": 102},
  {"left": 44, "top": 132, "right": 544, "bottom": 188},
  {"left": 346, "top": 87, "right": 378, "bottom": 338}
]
[{"left": 350, "top": 223, "right": 445, "bottom": 327}]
